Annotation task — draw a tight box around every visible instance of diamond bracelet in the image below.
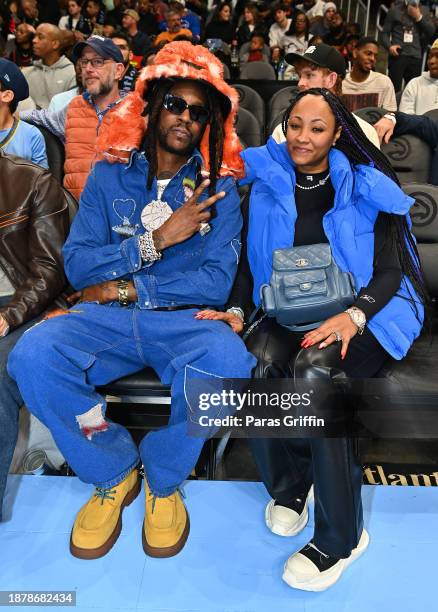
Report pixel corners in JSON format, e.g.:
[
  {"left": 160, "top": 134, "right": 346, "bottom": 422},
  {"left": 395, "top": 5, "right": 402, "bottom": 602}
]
[{"left": 138, "top": 231, "right": 162, "bottom": 263}]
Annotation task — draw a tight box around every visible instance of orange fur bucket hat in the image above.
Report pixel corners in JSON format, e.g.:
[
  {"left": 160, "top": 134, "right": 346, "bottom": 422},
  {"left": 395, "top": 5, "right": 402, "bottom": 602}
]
[{"left": 95, "top": 41, "right": 244, "bottom": 179}]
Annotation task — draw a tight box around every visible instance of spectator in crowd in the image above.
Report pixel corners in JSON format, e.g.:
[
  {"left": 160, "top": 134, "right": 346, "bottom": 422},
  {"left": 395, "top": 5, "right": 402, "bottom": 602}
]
[
  {"left": 9, "top": 40, "right": 255, "bottom": 561},
  {"left": 344, "top": 32, "right": 360, "bottom": 71},
  {"left": 309, "top": 1, "right": 336, "bottom": 37},
  {"left": 345, "top": 21, "right": 361, "bottom": 36},
  {"left": 137, "top": 0, "right": 160, "bottom": 36},
  {"left": 382, "top": 0, "right": 435, "bottom": 93},
  {"left": 48, "top": 59, "right": 82, "bottom": 111},
  {"left": 1, "top": 0, "right": 19, "bottom": 37},
  {"left": 59, "top": 0, "right": 82, "bottom": 31},
  {"left": 0, "top": 59, "right": 47, "bottom": 166},
  {"left": 111, "top": 32, "right": 139, "bottom": 92},
  {"left": 61, "top": 28, "right": 78, "bottom": 60},
  {"left": 102, "top": 17, "right": 118, "bottom": 38},
  {"left": 204, "top": 2, "right": 234, "bottom": 45},
  {"left": 236, "top": 2, "right": 265, "bottom": 47},
  {"left": 295, "top": 0, "right": 326, "bottom": 22},
  {"left": 269, "top": 4, "right": 292, "bottom": 53},
  {"left": 122, "top": 8, "right": 152, "bottom": 57},
  {"left": 399, "top": 39, "right": 438, "bottom": 114},
  {"left": 8, "top": 22, "right": 34, "bottom": 67},
  {"left": 37, "top": 0, "right": 61, "bottom": 25},
  {"left": 323, "top": 10, "right": 347, "bottom": 50},
  {"left": 76, "top": 0, "right": 106, "bottom": 37},
  {"left": 0, "top": 150, "right": 69, "bottom": 524},
  {"left": 20, "top": 0, "right": 39, "bottom": 29},
  {"left": 281, "top": 11, "right": 310, "bottom": 56},
  {"left": 342, "top": 37, "right": 397, "bottom": 112},
  {"left": 169, "top": 0, "right": 201, "bottom": 41},
  {"left": 272, "top": 43, "right": 380, "bottom": 148},
  {"left": 154, "top": 8, "right": 193, "bottom": 46},
  {"left": 106, "top": 0, "right": 125, "bottom": 27},
  {"left": 240, "top": 33, "right": 268, "bottom": 62},
  {"left": 23, "top": 23, "right": 76, "bottom": 109},
  {"left": 21, "top": 35, "right": 126, "bottom": 198}
]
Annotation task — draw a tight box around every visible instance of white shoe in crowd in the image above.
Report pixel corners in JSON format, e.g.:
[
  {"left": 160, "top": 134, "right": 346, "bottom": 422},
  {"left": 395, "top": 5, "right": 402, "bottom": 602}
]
[
  {"left": 282, "top": 528, "right": 370, "bottom": 592},
  {"left": 265, "top": 485, "right": 314, "bottom": 537}
]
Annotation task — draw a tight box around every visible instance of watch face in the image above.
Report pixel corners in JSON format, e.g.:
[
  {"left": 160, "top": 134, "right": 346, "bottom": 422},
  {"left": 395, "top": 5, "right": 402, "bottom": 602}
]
[{"left": 141, "top": 200, "right": 173, "bottom": 232}]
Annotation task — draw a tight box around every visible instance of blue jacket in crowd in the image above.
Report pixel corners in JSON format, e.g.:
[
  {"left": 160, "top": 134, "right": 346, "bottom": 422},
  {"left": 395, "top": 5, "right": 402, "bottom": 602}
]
[
  {"left": 241, "top": 138, "right": 424, "bottom": 360},
  {"left": 63, "top": 150, "right": 242, "bottom": 309}
]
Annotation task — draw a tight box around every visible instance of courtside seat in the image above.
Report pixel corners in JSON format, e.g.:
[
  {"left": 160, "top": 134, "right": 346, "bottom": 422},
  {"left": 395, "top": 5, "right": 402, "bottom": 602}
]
[{"left": 358, "top": 184, "right": 438, "bottom": 460}]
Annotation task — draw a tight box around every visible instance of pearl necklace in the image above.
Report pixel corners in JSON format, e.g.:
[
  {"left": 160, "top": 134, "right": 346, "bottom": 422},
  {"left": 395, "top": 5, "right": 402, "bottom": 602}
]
[{"left": 295, "top": 172, "right": 330, "bottom": 190}]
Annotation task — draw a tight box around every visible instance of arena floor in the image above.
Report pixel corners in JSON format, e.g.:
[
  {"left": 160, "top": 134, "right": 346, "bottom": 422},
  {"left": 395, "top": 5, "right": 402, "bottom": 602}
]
[{"left": 1, "top": 476, "right": 436, "bottom": 611}]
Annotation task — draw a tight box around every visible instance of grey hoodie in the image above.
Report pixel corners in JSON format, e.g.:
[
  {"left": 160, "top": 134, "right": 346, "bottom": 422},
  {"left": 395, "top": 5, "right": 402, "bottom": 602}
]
[
  {"left": 382, "top": 0, "right": 435, "bottom": 60},
  {"left": 22, "top": 55, "right": 76, "bottom": 109}
]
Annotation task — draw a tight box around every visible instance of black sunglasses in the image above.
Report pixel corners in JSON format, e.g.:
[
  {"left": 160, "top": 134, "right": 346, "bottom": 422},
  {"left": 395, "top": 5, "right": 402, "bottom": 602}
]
[{"left": 163, "top": 93, "right": 210, "bottom": 124}]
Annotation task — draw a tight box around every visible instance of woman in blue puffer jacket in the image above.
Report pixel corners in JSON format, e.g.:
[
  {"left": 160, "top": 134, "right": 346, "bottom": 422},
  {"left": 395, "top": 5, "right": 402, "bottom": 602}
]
[{"left": 196, "top": 88, "right": 428, "bottom": 592}]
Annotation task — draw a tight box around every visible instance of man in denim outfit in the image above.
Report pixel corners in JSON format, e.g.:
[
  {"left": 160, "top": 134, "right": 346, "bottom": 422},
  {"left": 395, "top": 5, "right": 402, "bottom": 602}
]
[{"left": 8, "top": 41, "right": 256, "bottom": 560}]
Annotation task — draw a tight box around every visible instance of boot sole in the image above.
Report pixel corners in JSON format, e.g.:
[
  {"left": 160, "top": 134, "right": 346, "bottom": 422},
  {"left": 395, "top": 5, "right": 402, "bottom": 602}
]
[
  {"left": 69, "top": 473, "right": 142, "bottom": 560},
  {"left": 142, "top": 511, "right": 190, "bottom": 558}
]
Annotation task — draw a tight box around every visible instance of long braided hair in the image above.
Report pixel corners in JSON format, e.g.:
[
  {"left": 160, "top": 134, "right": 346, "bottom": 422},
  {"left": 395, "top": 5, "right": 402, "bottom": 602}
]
[
  {"left": 281, "top": 87, "right": 430, "bottom": 322},
  {"left": 141, "top": 79, "right": 226, "bottom": 197}
]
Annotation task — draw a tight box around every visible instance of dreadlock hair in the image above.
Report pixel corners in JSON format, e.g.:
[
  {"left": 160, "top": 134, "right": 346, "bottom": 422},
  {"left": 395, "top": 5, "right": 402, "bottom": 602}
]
[
  {"left": 281, "top": 87, "right": 430, "bottom": 324},
  {"left": 141, "top": 79, "right": 226, "bottom": 197}
]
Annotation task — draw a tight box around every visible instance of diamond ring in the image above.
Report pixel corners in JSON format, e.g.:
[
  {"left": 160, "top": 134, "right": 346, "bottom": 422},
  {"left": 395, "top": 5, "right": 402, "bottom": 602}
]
[{"left": 330, "top": 330, "right": 342, "bottom": 342}]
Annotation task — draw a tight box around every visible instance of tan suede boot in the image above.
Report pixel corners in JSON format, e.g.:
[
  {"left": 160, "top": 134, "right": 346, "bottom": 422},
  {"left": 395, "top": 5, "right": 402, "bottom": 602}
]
[
  {"left": 70, "top": 467, "right": 141, "bottom": 559},
  {"left": 142, "top": 477, "right": 190, "bottom": 558}
]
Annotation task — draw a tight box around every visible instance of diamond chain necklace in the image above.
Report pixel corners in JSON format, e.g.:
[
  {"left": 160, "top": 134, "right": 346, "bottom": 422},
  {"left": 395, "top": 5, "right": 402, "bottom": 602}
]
[{"left": 295, "top": 172, "right": 330, "bottom": 191}]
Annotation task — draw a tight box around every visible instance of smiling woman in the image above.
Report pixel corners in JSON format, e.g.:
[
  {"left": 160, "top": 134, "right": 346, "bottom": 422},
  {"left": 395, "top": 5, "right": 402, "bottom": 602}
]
[{"left": 200, "top": 87, "right": 429, "bottom": 591}]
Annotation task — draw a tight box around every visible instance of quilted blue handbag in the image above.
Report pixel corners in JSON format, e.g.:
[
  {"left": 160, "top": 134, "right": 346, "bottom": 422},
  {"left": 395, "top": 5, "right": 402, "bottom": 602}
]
[{"left": 260, "top": 244, "right": 357, "bottom": 331}]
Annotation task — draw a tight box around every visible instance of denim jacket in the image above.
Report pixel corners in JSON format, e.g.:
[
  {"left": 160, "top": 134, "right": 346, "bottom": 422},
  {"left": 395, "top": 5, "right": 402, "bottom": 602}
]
[{"left": 63, "top": 150, "right": 242, "bottom": 309}]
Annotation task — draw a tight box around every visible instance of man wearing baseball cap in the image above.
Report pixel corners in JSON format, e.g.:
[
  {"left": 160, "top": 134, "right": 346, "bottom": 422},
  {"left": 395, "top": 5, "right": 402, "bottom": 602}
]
[
  {"left": 20, "top": 35, "right": 126, "bottom": 198},
  {"left": 0, "top": 58, "right": 47, "bottom": 167},
  {"left": 272, "top": 43, "right": 380, "bottom": 148},
  {"left": 122, "top": 8, "right": 152, "bottom": 57}
]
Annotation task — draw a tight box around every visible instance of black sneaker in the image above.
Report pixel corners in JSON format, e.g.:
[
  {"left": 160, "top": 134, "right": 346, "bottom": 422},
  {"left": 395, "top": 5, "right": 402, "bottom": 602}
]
[{"left": 282, "top": 530, "right": 370, "bottom": 592}]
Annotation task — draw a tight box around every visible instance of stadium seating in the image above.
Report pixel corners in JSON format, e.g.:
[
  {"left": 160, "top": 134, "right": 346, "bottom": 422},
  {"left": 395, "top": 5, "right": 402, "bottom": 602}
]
[
  {"left": 235, "top": 107, "right": 264, "bottom": 147},
  {"left": 232, "top": 83, "right": 265, "bottom": 130},
  {"left": 239, "top": 61, "right": 276, "bottom": 80}
]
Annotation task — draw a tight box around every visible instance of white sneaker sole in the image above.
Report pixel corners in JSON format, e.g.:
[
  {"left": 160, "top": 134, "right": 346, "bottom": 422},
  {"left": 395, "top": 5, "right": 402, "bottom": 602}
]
[
  {"left": 282, "top": 529, "right": 370, "bottom": 592},
  {"left": 265, "top": 485, "right": 314, "bottom": 537}
]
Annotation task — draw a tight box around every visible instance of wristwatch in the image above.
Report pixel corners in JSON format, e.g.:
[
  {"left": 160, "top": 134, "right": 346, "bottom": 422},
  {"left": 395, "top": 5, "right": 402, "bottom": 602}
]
[
  {"left": 383, "top": 112, "right": 396, "bottom": 124},
  {"left": 345, "top": 307, "right": 366, "bottom": 334},
  {"left": 117, "top": 279, "right": 129, "bottom": 307}
]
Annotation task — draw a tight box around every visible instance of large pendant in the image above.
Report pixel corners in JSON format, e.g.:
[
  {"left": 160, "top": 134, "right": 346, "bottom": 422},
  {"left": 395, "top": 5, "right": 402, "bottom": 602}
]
[{"left": 141, "top": 200, "right": 173, "bottom": 232}]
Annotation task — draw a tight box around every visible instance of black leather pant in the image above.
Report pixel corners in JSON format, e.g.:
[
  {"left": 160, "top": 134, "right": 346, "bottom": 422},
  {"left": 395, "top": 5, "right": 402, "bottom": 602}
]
[{"left": 246, "top": 317, "right": 390, "bottom": 558}]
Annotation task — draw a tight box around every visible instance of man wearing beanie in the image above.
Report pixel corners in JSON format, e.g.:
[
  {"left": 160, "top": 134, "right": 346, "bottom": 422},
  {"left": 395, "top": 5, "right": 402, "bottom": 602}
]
[{"left": 122, "top": 8, "right": 152, "bottom": 57}]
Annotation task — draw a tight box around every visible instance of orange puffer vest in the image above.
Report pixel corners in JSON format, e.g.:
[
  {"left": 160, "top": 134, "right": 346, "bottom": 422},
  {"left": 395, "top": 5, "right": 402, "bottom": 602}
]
[{"left": 64, "top": 95, "right": 117, "bottom": 200}]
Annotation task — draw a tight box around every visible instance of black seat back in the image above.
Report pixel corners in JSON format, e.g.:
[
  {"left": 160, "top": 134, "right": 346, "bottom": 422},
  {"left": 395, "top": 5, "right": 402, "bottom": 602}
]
[
  {"left": 405, "top": 183, "right": 438, "bottom": 297},
  {"left": 37, "top": 126, "right": 65, "bottom": 184}
]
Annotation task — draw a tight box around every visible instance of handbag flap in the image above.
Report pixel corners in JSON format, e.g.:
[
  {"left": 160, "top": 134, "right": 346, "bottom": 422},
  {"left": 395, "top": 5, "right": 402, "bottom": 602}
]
[
  {"left": 283, "top": 269, "right": 326, "bottom": 288},
  {"left": 273, "top": 244, "right": 332, "bottom": 272}
]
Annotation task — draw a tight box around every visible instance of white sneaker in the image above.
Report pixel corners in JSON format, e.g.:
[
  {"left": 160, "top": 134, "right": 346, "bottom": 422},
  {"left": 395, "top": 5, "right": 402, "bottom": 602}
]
[
  {"left": 265, "top": 485, "right": 314, "bottom": 537},
  {"left": 282, "top": 528, "right": 370, "bottom": 592}
]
